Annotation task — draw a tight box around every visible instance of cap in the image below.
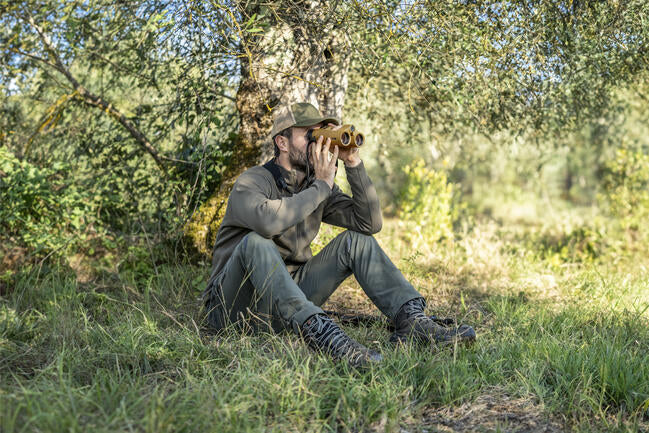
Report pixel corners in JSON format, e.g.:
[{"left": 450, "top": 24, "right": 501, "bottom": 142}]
[{"left": 269, "top": 102, "right": 340, "bottom": 138}]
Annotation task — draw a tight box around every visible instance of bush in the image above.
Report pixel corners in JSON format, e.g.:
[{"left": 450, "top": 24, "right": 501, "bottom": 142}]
[
  {"left": 526, "top": 224, "right": 608, "bottom": 265},
  {"left": 0, "top": 147, "right": 101, "bottom": 278},
  {"left": 600, "top": 144, "right": 649, "bottom": 245},
  {"left": 397, "top": 159, "right": 457, "bottom": 248}
]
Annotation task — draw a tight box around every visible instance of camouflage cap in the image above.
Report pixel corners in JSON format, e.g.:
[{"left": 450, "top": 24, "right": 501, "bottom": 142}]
[{"left": 269, "top": 102, "right": 340, "bottom": 138}]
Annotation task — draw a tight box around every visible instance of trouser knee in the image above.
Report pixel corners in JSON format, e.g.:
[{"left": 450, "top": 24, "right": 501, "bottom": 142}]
[
  {"left": 243, "top": 232, "right": 278, "bottom": 254},
  {"left": 343, "top": 230, "right": 378, "bottom": 255}
]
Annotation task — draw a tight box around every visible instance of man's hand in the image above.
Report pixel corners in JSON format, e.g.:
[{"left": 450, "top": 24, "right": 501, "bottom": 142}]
[
  {"left": 311, "top": 134, "right": 339, "bottom": 189},
  {"left": 326, "top": 123, "right": 361, "bottom": 167},
  {"left": 338, "top": 145, "right": 361, "bottom": 167}
]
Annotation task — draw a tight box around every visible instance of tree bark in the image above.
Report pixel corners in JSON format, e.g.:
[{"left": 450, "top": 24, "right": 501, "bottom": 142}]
[{"left": 184, "top": 1, "right": 351, "bottom": 257}]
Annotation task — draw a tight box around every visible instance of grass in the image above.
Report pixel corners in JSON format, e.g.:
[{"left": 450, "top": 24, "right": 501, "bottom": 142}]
[{"left": 2, "top": 209, "right": 649, "bottom": 432}]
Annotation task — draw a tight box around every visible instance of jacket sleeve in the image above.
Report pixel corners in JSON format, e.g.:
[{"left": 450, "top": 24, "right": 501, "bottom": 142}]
[
  {"left": 322, "top": 161, "right": 383, "bottom": 234},
  {"left": 227, "top": 171, "right": 332, "bottom": 238}
]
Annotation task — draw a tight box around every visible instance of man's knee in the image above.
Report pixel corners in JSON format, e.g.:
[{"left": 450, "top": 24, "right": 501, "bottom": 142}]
[
  {"left": 343, "top": 230, "right": 378, "bottom": 254},
  {"left": 344, "top": 230, "right": 376, "bottom": 243},
  {"left": 243, "top": 231, "right": 277, "bottom": 252},
  {"left": 238, "top": 231, "right": 284, "bottom": 267}
]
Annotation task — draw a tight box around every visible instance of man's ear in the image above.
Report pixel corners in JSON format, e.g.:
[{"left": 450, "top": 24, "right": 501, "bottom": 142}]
[{"left": 274, "top": 135, "right": 289, "bottom": 153}]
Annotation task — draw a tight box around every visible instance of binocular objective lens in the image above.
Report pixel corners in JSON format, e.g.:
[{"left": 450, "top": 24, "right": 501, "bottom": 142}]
[
  {"left": 354, "top": 133, "right": 364, "bottom": 147},
  {"left": 341, "top": 132, "right": 351, "bottom": 145}
]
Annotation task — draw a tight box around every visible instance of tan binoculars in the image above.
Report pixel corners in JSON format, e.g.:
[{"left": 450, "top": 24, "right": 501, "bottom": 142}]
[{"left": 306, "top": 125, "right": 364, "bottom": 148}]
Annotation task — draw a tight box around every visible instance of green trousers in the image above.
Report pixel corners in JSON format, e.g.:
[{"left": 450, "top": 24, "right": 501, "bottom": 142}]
[{"left": 204, "top": 230, "right": 422, "bottom": 333}]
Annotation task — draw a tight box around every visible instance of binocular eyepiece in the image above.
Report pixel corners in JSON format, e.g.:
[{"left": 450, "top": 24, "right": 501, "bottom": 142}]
[{"left": 306, "top": 125, "right": 364, "bottom": 148}]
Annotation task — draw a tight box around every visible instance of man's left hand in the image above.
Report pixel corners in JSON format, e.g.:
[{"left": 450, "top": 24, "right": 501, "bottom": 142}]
[{"left": 326, "top": 123, "right": 361, "bottom": 167}]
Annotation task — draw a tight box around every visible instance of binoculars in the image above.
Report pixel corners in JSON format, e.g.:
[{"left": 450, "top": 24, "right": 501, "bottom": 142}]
[{"left": 306, "top": 125, "right": 364, "bottom": 148}]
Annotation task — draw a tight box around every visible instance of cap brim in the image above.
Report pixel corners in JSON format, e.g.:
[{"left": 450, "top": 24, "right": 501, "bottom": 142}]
[{"left": 293, "top": 116, "right": 340, "bottom": 127}]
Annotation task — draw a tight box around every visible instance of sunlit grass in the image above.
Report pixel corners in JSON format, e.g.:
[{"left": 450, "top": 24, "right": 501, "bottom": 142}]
[{"left": 1, "top": 209, "right": 649, "bottom": 432}]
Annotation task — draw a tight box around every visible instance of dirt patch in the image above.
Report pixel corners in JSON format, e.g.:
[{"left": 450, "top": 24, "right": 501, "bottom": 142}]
[
  {"left": 406, "top": 389, "right": 564, "bottom": 433},
  {"left": 324, "top": 277, "right": 378, "bottom": 315}
]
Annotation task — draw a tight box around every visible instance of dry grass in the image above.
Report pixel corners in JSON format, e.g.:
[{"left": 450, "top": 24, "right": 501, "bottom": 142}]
[{"left": 410, "top": 388, "right": 563, "bottom": 433}]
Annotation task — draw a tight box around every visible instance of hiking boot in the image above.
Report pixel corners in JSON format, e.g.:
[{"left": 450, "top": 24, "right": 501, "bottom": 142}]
[
  {"left": 301, "top": 314, "right": 383, "bottom": 367},
  {"left": 390, "top": 298, "right": 476, "bottom": 345}
]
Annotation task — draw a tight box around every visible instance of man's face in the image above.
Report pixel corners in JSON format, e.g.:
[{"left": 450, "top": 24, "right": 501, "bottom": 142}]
[{"left": 286, "top": 123, "right": 322, "bottom": 172}]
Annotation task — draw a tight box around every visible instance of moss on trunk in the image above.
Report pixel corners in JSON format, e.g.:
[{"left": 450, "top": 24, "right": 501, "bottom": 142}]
[{"left": 183, "top": 135, "right": 262, "bottom": 258}]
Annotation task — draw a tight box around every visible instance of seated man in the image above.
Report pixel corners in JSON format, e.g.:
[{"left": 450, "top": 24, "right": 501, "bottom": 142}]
[{"left": 203, "top": 102, "right": 475, "bottom": 367}]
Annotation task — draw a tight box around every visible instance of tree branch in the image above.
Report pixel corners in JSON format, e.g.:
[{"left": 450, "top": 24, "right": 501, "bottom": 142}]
[{"left": 24, "top": 14, "right": 167, "bottom": 172}]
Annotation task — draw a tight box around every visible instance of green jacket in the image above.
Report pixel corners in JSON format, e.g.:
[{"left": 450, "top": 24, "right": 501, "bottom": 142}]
[{"left": 209, "top": 159, "right": 382, "bottom": 283}]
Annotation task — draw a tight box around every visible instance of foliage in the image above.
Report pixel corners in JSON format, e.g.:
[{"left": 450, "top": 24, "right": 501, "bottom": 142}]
[
  {"left": 1, "top": 0, "right": 239, "bottom": 205},
  {"left": 398, "top": 159, "right": 457, "bottom": 248},
  {"left": 0, "top": 147, "right": 100, "bottom": 256},
  {"left": 601, "top": 143, "right": 649, "bottom": 243},
  {"left": 0, "top": 0, "right": 239, "bottom": 267},
  {"left": 527, "top": 224, "right": 608, "bottom": 265},
  {"left": 343, "top": 0, "right": 649, "bottom": 213},
  {"left": 2, "top": 0, "right": 649, "bottom": 266},
  {"left": 346, "top": 0, "right": 649, "bottom": 135}
]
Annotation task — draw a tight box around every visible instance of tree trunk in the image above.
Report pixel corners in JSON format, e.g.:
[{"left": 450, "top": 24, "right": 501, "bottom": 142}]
[{"left": 183, "top": 1, "right": 350, "bottom": 257}]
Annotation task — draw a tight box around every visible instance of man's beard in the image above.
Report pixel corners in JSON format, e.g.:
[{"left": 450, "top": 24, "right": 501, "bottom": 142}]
[{"left": 288, "top": 141, "right": 313, "bottom": 173}]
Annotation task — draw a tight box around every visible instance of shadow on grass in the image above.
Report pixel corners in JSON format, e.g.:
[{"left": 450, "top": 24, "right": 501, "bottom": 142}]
[{"left": 4, "top": 256, "right": 649, "bottom": 432}]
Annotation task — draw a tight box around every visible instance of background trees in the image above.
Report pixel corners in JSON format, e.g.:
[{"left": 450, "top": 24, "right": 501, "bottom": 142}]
[{"left": 2, "top": 0, "right": 648, "bottom": 278}]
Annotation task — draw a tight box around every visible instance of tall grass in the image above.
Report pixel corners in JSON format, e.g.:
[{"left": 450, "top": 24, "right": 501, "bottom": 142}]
[{"left": 2, "top": 214, "right": 649, "bottom": 432}]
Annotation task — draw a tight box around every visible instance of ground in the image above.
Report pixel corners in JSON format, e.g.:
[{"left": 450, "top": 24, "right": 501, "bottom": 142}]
[{"left": 1, "top": 210, "right": 649, "bottom": 432}]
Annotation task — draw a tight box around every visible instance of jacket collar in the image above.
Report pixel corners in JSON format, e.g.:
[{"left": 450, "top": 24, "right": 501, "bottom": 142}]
[{"left": 266, "top": 158, "right": 314, "bottom": 194}]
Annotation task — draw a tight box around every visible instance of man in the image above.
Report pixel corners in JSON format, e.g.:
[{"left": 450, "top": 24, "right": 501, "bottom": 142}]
[{"left": 204, "top": 102, "right": 475, "bottom": 367}]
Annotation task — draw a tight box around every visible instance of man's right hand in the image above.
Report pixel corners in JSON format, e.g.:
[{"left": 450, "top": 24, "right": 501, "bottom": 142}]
[{"left": 311, "top": 135, "right": 339, "bottom": 189}]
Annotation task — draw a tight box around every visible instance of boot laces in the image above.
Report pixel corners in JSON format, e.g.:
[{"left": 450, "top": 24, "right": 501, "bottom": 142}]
[
  {"left": 303, "top": 314, "right": 365, "bottom": 363},
  {"left": 396, "top": 298, "right": 451, "bottom": 340},
  {"left": 393, "top": 298, "right": 475, "bottom": 344},
  {"left": 401, "top": 298, "right": 428, "bottom": 321}
]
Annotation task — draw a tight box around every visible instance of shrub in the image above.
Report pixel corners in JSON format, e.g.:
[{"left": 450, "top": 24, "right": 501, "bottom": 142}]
[
  {"left": 0, "top": 147, "right": 100, "bottom": 277},
  {"left": 528, "top": 224, "right": 608, "bottom": 265},
  {"left": 397, "top": 159, "right": 456, "bottom": 248},
  {"left": 600, "top": 144, "right": 649, "bottom": 245}
]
